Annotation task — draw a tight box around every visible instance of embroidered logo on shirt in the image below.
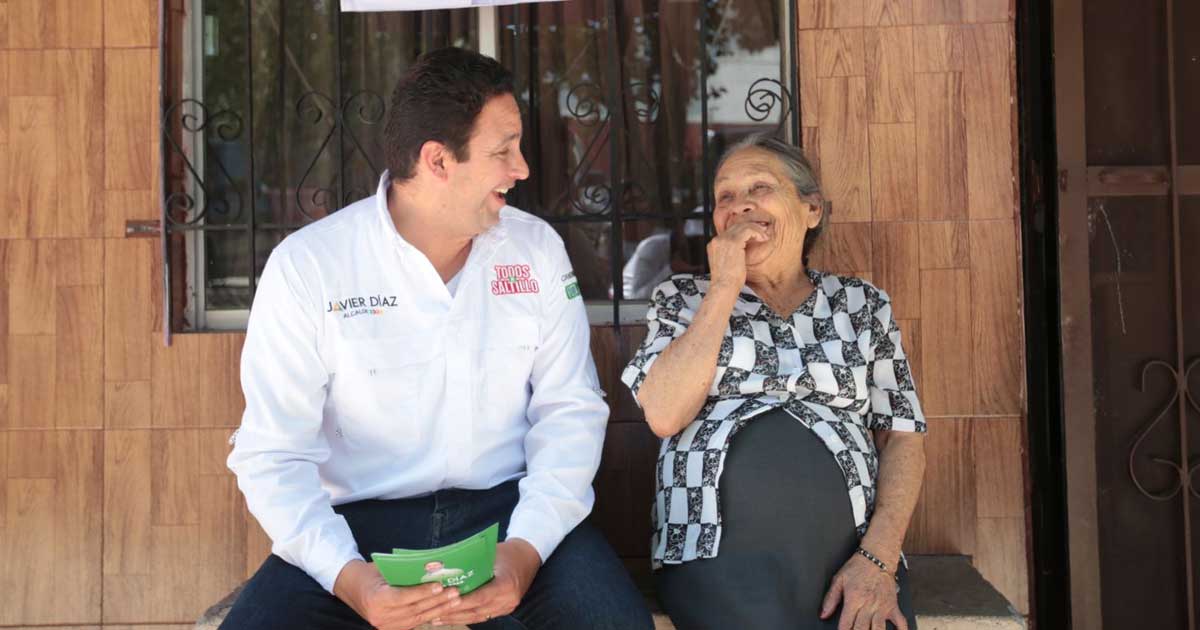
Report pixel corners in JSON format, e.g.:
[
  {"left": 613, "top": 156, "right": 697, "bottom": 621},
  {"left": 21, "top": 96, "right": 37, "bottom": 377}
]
[
  {"left": 561, "top": 271, "right": 581, "bottom": 299},
  {"left": 326, "top": 294, "right": 399, "bottom": 318},
  {"left": 491, "top": 264, "right": 540, "bottom": 295}
]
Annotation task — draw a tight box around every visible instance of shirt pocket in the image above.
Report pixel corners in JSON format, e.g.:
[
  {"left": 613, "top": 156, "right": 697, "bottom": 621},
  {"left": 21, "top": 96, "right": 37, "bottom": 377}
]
[
  {"left": 482, "top": 316, "right": 539, "bottom": 407},
  {"left": 332, "top": 334, "right": 437, "bottom": 451}
]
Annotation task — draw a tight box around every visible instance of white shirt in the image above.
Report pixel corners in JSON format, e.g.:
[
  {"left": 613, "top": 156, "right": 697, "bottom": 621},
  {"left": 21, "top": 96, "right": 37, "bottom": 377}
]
[{"left": 228, "top": 172, "right": 608, "bottom": 593}]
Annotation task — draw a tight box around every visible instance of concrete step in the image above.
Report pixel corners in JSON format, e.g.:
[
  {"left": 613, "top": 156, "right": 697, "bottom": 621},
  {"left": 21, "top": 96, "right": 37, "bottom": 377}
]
[{"left": 197, "top": 555, "right": 1024, "bottom": 629}]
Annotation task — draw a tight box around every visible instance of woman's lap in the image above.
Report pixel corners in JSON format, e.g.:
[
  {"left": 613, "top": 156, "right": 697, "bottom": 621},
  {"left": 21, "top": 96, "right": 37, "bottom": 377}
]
[{"left": 657, "top": 408, "right": 916, "bottom": 630}]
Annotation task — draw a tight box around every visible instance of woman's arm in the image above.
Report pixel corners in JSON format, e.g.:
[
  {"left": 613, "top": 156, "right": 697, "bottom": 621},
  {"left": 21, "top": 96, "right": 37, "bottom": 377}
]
[
  {"left": 635, "top": 282, "right": 741, "bottom": 438},
  {"left": 861, "top": 431, "right": 926, "bottom": 569}
]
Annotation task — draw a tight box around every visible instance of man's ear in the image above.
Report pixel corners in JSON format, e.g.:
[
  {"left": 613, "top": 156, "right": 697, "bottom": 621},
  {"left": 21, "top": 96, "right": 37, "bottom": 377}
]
[{"left": 417, "top": 140, "right": 451, "bottom": 180}]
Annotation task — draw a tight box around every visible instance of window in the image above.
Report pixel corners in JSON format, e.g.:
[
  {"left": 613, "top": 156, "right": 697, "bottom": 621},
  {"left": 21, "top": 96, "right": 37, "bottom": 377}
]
[{"left": 161, "top": 0, "right": 798, "bottom": 331}]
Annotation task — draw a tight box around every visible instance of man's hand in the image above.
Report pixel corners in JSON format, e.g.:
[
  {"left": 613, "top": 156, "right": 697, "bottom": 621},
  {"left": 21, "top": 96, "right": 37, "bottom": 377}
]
[
  {"left": 431, "top": 538, "right": 542, "bottom": 626},
  {"left": 333, "top": 559, "right": 463, "bottom": 630},
  {"left": 819, "top": 554, "right": 908, "bottom": 630}
]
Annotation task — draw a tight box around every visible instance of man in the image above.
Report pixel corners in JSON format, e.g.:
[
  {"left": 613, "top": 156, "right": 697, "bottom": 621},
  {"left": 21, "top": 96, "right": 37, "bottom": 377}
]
[{"left": 222, "top": 47, "right": 652, "bottom": 630}]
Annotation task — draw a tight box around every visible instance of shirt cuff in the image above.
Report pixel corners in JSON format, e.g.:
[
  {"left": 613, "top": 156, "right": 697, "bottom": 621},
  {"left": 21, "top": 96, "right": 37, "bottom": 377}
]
[
  {"left": 505, "top": 507, "right": 566, "bottom": 564},
  {"left": 304, "top": 537, "right": 365, "bottom": 594}
]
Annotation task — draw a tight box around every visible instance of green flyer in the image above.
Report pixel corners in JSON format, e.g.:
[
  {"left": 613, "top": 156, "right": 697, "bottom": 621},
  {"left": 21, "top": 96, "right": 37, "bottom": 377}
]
[{"left": 370, "top": 523, "right": 499, "bottom": 595}]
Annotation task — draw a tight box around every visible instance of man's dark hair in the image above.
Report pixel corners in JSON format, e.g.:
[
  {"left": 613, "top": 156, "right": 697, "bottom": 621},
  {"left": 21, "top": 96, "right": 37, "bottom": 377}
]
[{"left": 384, "top": 47, "right": 515, "bottom": 182}]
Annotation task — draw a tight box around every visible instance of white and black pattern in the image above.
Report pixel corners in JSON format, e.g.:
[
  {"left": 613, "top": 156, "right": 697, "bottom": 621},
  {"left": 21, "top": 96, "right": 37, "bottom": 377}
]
[{"left": 622, "top": 269, "right": 927, "bottom": 567}]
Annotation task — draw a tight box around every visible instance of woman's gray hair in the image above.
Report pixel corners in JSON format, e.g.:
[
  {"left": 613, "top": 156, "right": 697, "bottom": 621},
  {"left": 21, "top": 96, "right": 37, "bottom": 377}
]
[{"left": 715, "top": 133, "right": 831, "bottom": 264}]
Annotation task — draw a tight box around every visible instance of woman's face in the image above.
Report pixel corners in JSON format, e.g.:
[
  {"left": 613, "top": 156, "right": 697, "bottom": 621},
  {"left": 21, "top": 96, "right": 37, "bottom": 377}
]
[{"left": 712, "top": 147, "right": 821, "bottom": 276}]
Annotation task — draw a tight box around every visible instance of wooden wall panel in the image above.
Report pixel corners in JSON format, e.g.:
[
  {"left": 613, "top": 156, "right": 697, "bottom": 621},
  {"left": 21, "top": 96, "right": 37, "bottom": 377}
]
[
  {"left": 0, "top": 2, "right": 8, "bottom": 48},
  {"left": 912, "top": 0, "right": 962, "bottom": 25},
  {"left": 865, "top": 0, "right": 912, "bottom": 26},
  {"left": 918, "top": 221, "right": 970, "bottom": 269},
  {"left": 7, "top": 334, "right": 55, "bottom": 428},
  {"left": 974, "top": 417, "right": 1024, "bottom": 519},
  {"left": 104, "top": 430, "right": 249, "bottom": 623},
  {"left": 56, "top": 49, "right": 106, "bottom": 239},
  {"left": 816, "top": 29, "right": 864, "bottom": 78},
  {"left": 0, "top": 50, "right": 9, "bottom": 146},
  {"left": 106, "top": 380, "right": 153, "bottom": 429},
  {"left": 866, "top": 27, "right": 915, "bottom": 123},
  {"left": 151, "top": 334, "right": 246, "bottom": 428},
  {"left": 105, "top": 0, "right": 156, "bottom": 48},
  {"left": 970, "top": 220, "right": 1023, "bottom": 414},
  {"left": 104, "top": 188, "right": 156, "bottom": 239},
  {"left": 918, "top": 268, "right": 973, "bottom": 415},
  {"left": 812, "top": 222, "right": 872, "bottom": 277},
  {"left": 797, "top": 0, "right": 865, "bottom": 29},
  {"left": 963, "top": 23, "right": 1015, "bottom": 220},
  {"left": 104, "top": 239, "right": 154, "bottom": 381},
  {"left": 975, "top": 516, "right": 1029, "bottom": 614},
  {"left": 104, "top": 48, "right": 155, "bottom": 191},
  {"left": 906, "top": 417, "right": 976, "bottom": 554},
  {"left": 7, "top": 239, "right": 55, "bottom": 336},
  {"left": 915, "top": 72, "right": 968, "bottom": 220},
  {"left": 56, "top": 286, "right": 104, "bottom": 428},
  {"left": 4, "top": 96, "right": 57, "bottom": 238},
  {"left": 868, "top": 123, "right": 918, "bottom": 220},
  {"left": 914, "top": 24, "right": 964, "bottom": 72},
  {"left": 871, "top": 222, "right": 920, "bottom": 319},
  {"left": 963, "top": 0, "right": 1010, "bottom": 23},
  {"left": 0, "top": 431, "right": 102, "bottom": 625},
  {"left": 55, "top": 239, "right": 105, "bottom": 288},
  {"left": 818, "top": 77, "right": 871, "bottom": 222}
]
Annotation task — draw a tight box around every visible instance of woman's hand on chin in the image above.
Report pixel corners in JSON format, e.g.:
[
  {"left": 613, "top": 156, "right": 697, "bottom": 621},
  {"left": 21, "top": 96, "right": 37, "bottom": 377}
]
[
  {"left": 707, "top": 222, "right": 768, "bottom": 291},
  {"left": 819, "top": 553, "right": 908, "bottom": 630}
]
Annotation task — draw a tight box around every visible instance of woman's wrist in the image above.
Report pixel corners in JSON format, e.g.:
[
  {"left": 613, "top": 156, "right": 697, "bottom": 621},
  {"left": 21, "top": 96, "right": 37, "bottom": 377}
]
[{"left": 855, "top": 546, "right": 899, "bottom": 581}]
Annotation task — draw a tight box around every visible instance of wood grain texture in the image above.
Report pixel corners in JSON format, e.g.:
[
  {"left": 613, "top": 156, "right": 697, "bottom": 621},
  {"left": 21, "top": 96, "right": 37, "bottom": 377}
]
[
  {"left": 6, "top": 49, "right": 56, "bottom": 96},
  {"left": 915, "top": 72, "right": 968, "bottom": 220},
  {"left": 0, "top": 2, "right": 8, "bottom": 48},
  {"left": 973, "top": 416, "right": 1024, "bottom": 518},
  {"left": 56, "top": 286, "right": 105, "bottom": 428},
  {"left": 912, "top": 0, "right": 962, "bottom": 24},
  {"left": 6, "top": 0, "right": 45, "bottom": 48},
  {"left": 865, "top": 27, "right": 915, "bottom": 122},
  {"left": 56, "top": 49, "right": 105, "bottom": 238},
  {"left": 913, "top": 24, "right": 963, "bottom": 72},
  {"left": 6, "top": 335, "right": 54, "bottom": 428},
  {"left": 55, "top": 239, "right": 105, "bottom": 287},
  {"left": 975, "top": 516, "right": 1029, "bottom": 614},
  {"left": 810, "top": 222, "right": 872, "bottom": 278},
  {"left": 963, "top": 0, "right": 1009, "bottom": 23},
  {"left": 0, "top": 242, "right": 7, "bottom": 386},
  {"left": 104, "top": 48, "right": 155, "bottom": 191},
  {"left": 49, "top": 0, "right": 103, "bottom": 48},
  {"left": 817, "top": 77, "right": 871, "bottom": 222},
  {"left": 868, "top": 123, "right": 918, "bottom": 220},
  {"left": 104, "top": 430, "right": 249, "bottom": 623},
  {"left": 104, "top": 239, "right": 154, "bottom": 381},
  {"left": 0, "top": 430, "right": 102, "bottom": 625},
  {"left": 816, "top": 29, "right": 864, "bottom": 78},
  {"left": 5, "top": 96, "right": 57, "bottom": 238},
  {"left": 905, "top": 417, "right": 975, "bottom": 554},
  {"left": 105, "top": 0, "right": 157, "bottom": 47},
  {"left": 0, "top": 50, "right": 8, "bottom": 146},
  {"left": 106, "top": 381, "right": 153, "bottom": 429},
  {"left": 797, "top": 29, "right": 820, "bottom": 127},
  {"left": 865, "top": 0, "right": 912, "bottom": 25},
  {"left": 104, "top": 189, "right": 157, "bottom": 239},
  {"left": 871, "top": 222, "right": 920, "bottom": 320},
  {"left": 797, "top": 0, "right": 865, "bottom": 29},
  {"left": 7, "top": 238, "right": 55, "bottom": 335},
  {"left": 970, "top": 220, "right": 1022, "bottom": 414},
  {"left": 151, "top": 333, "right": 245, "bottom": 428},
  {"left": 918, "top": 268, "right": 972, "bottom": 416},
  {"left": 963, "top": 23, "right": 1014, "bottom": 220},
  {"left": 918, "top": 221, "right": 970, "bottom": 269}
]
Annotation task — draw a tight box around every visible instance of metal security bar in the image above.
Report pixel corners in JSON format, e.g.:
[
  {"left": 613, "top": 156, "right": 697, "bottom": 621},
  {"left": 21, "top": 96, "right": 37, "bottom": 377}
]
[{"left": 160, "top": 0, "right": 798, "bottom": 337}]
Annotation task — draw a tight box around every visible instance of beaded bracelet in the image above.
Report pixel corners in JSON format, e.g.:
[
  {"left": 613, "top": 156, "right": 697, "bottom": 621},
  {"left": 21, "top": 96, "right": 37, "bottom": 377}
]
[{"left": 855, "top": 546, "right": 899, "bottom": 583}]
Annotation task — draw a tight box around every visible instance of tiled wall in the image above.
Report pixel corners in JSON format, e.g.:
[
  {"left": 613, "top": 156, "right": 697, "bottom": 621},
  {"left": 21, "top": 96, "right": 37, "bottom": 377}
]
[{"left": 0, "top": 0, "right": 1029, "bottom": 625}]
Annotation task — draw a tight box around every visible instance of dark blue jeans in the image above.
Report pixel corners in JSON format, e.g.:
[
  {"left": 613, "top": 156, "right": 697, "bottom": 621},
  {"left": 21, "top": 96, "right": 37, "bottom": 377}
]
[{"left": 220, "top": 480, "right": 652, "bottom": 630}]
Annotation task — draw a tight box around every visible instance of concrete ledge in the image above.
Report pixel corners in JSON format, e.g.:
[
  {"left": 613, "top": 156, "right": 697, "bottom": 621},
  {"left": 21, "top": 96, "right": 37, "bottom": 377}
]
[{"left": 197, "top": 555, "right": 1023, "bottom": 629}]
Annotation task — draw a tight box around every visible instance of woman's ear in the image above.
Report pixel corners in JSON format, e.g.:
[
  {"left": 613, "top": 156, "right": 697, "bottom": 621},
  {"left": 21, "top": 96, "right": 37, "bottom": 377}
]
[{"left": 807, "top": 201, "right": 824, "bottom": 229}]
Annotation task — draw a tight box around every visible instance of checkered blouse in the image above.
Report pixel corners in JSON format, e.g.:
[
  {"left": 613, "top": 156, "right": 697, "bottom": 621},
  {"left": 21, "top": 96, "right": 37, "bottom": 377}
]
[{"left": 620, "top": 270, "right": 927, "bottom": 567}]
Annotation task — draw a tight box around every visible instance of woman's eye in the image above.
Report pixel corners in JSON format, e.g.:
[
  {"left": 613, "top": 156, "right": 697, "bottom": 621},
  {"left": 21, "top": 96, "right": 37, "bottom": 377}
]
[
  {"left": 751, "top": 183, "right": 771, "bottom": 193},
  {"left": 717, "top": 192, "right": 733, "bottom": 202}
]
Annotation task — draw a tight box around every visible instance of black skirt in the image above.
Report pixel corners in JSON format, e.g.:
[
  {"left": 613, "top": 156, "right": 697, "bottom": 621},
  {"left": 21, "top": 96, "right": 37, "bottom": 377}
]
[{"left": 656, "top": 408, "right": 917, "bottom": 630}]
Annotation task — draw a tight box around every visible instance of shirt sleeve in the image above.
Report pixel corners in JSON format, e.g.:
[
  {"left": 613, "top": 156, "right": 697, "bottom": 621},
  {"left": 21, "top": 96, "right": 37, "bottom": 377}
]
[
  {"left": 865, "top": 289, "right": 927, "bottom": 434},
  {"left": 619, "top": 278, "right": 696, "bottom": 405},
  {"left": 226, "top": 243, "right": 363, "bottom": 593},
  {"left": 505, "top": 238, "right": 609, "bottom": 563}
]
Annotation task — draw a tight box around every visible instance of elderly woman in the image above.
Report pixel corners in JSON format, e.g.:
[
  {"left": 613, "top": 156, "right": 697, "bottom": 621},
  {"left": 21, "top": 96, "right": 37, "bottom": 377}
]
[{"left": 620, "top": 134, "right": 926, "bottom": 630}]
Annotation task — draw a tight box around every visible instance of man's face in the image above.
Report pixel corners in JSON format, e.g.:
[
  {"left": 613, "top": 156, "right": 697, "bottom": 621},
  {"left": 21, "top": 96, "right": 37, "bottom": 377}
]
[{"left": 445, "top": 93, "right": 529, "bottom": 236}]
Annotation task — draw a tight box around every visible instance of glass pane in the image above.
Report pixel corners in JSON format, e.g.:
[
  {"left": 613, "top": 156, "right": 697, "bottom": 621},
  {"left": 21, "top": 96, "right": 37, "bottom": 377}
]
[
  {"left": 500, "top": 0, "right": 792, "bottom": 301},
  {"left": 189, "top": 1, "right": 475, "bottom": 317}
]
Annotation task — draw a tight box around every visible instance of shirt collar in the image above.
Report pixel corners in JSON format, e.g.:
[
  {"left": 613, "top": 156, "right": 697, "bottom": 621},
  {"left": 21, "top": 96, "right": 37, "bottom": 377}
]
[{"left": 373, "top": 169, "right": 509, "bottom": 257}]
